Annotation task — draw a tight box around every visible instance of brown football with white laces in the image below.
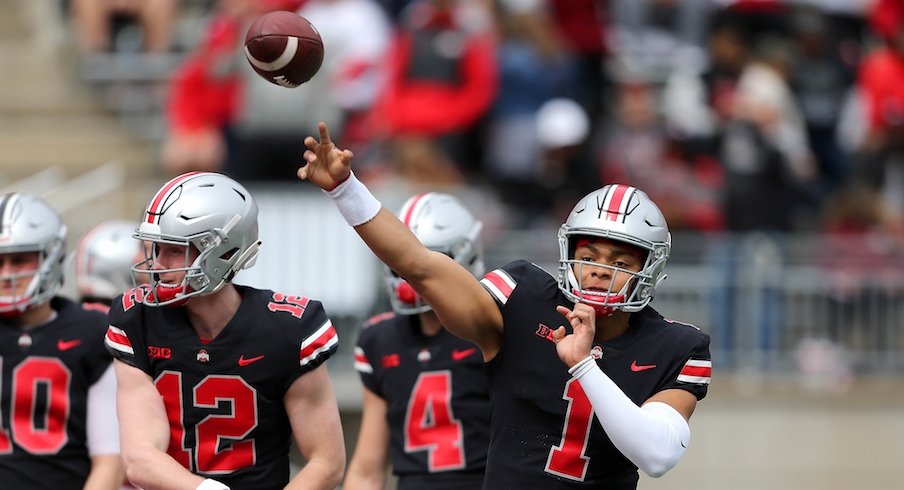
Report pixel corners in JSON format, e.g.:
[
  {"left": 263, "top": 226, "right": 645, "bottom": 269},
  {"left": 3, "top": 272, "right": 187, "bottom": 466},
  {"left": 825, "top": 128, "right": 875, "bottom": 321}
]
[{"left": 244, "top": 10, "right": 324, "bottom": 88}]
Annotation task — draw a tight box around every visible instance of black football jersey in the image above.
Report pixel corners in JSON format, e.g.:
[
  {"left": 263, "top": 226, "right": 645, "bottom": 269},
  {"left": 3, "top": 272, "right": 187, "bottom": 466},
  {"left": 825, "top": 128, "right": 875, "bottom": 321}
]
[
  {"left": 479, "top": 261, "right": 712, "bottom": 489},
  {"left": 105, "top": 285, "right": 339, "bottom": 489},
  {"left": 355, "top": 312, "right": 490, "bottom": 485},
  {"left": 0, "top": 297, "right": 112, "bottom": 490}
]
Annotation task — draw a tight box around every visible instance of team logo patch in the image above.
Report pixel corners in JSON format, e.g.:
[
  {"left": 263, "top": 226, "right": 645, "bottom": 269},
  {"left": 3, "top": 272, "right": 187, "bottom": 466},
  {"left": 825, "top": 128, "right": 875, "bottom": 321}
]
[
  {"left": 148, "top": 346, "right": 172, "bottom": 360},
  {"left": 535, "top": 323, "right": 555, "bottom": 342},
  {"left": 590, "top": 345, "right": 603, "bottom": 359},
  {"left": 197, "top": 349, "right": 210, "bottom": 363},
  {"left": 451, "top": 347, "right": 477, "bottom": 361},
  {"left": 417, "top": 348, "right": 431, "bottom": 363},
  {"left": 382, "top": 354, "right": 400, "bottom": 368},
  {"left": 238, "top": 354, "right": 264, "bottom": 366}
]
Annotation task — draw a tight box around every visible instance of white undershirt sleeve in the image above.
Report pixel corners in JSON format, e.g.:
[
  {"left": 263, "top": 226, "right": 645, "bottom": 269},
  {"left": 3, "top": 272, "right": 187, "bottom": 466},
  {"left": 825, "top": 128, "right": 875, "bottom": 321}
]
[
  {"left": 87, "top": 364, "right": 120, "bottom": 457},
  {"left": 569, "top": 357, "right": 691, "bottom": 477}
]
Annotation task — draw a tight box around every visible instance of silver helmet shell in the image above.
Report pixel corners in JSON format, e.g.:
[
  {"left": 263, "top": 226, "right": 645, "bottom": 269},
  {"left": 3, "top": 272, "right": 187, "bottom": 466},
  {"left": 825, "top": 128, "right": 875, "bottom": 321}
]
[
  {"left": 557, "top": 184, "right": 671, "bottom": 313},
  {"left": 387, "top": 193, "right": 484, "bottom": 315},
  {"left": 0, "top": 193, "right": 67, "bottom": 314},
  {"left": 134, "top": 172, "right": 261, "bottom": 306},
  {"left": 75, "top": 220, "right": 142, "bottom": 302}
]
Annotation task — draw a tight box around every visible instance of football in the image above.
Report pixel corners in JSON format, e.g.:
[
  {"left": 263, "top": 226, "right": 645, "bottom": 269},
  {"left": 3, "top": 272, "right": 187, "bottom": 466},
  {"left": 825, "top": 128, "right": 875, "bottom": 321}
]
[{"left": 243, "top": 11, "right": 324, "bottom": 88}]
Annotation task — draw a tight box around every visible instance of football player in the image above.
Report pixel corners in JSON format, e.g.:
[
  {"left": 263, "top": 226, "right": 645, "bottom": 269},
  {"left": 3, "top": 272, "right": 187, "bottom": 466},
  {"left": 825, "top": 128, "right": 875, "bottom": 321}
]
[
  {"left": 104, "top": 172, "right": 345, "bottom": 490},
  {"left": 345, "top": 193, "right": 490, "bottom": 490},
  {"left": 0, "top": 193, "right": 122, "bottom": 490},
  {"left": 300, "top": 122, "right": 712, "bottom": 489},
  {"left": 75, "top": 220, "right": 145, "bottom": 311}
]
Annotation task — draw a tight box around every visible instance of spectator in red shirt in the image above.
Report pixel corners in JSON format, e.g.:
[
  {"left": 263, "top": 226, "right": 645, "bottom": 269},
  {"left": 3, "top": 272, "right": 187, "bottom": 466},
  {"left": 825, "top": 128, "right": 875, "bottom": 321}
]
[{"left": 367, "top": 0, "right": 498, "bottom": 184}]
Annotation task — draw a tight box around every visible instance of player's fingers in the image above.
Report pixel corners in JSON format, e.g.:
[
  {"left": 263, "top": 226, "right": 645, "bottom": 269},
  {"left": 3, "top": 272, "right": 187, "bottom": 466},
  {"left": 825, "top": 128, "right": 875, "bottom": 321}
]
[
  {"left": 555, "top": 305, "right": 572, "bottom": 318},
  {"left": 319, "top": 121, "right": 331, "bottom": 145},
  {"left": 297, "top": 166, "right": 308, "bottom": 180},
  {"left": 552, "top": 326, "right": 565, "bottom": 343},
  {"left": 341, "top": 149, "right": 355, "bottom": 164}
]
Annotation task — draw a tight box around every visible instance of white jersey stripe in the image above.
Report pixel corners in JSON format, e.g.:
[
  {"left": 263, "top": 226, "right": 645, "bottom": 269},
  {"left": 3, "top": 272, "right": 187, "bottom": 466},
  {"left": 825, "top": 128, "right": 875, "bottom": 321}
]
[
  {"left": 300, "top": 334, "right": 339, "bottom": 368},
  {"left": 104, "top": 326, "right": 134, "bottom": 355}
]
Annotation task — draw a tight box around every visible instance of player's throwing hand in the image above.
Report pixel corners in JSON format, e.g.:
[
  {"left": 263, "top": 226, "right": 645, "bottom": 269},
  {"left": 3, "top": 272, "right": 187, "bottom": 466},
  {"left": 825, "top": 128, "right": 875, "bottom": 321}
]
[
  {"left": 554, "top": 303, "right": 597, "bottom": 368},
  {"left": 299, "top": 122, "right": 355, "bottom": 191}
]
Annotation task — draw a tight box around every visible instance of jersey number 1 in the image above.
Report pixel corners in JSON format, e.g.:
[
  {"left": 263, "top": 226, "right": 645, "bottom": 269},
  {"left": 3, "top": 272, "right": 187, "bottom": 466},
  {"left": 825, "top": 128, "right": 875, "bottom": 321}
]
[
  {"left": 404, "top": 371, "right": 465, "bottom": 472},
  {"left": 545, "top": 378, "right": 594, "bottom": 481}
]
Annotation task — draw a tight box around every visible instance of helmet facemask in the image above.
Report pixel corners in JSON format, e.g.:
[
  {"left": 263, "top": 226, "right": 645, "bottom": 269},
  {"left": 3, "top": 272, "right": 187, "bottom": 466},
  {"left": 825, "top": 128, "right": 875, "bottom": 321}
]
[
  {"left": 0, "top": 251, "right": 52, "bottom": 316},
  {"left": 557, "top": 185, "right": 671, "bottom": 315},
  {"left": 0, "top": 193, "right": 67, "bottom": 317},
  {"left": 559, "top": 236, "right": 668, "bottom": 316},
  {"left": 135, "top": 172, "right": 261, "bottom": 307}
]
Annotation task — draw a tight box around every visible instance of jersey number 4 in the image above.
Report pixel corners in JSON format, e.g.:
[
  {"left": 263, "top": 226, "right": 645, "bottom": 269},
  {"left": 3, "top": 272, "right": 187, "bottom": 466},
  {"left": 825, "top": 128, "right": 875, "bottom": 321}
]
[
  {"left": 0, "top": 358, "right": 71, "bottom": 454},
  {"left": 156, "top": 371, "right": 259, "bottom": 474},
  {"left": 404, "top": 371, "right": 465, "bottom": 472},
  {"left": 545, "top": 378, "right": 594, "bottom": 481}
]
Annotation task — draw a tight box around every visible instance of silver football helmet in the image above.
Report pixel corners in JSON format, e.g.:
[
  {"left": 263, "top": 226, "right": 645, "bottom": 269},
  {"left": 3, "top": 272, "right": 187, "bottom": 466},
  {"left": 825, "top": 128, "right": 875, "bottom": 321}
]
[
  {"left": 557, "top": 184, "right": 671, "bottom": 314},
  {"left": 75, "top": 220, "right": 142, "bottom": 302},
  {"left": 0, "top": 193, "right": 67, "bottom": 315},
  {"left": 387, "top": 193, "right": 484, "bottom": 314},
  {"left": 133, "top": 172, "right": 261, "bottom": 306}
]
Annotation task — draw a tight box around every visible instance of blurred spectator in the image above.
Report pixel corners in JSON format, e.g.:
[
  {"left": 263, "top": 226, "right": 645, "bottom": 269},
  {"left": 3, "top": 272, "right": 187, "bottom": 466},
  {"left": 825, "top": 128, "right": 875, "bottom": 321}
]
[
  {"left": 608, "top": 0, "right": 716, "bottom": 85},
  {"left": 546, "top": 0, "right": 609, "bottom": 125},
  {"left": 162, "top": 0, "right": 255, "bottom": 176},
  {"left": 597, "top": 68, "right": 724, "bottom": 233},
  {"left": 854, "top": 0, "right": 904, "bottom": 226},
  {"left": 722, "top": 35, "right": 817, "bottom": 232},
  {"left": 661, "top": 12, "right": 750, "bottom": 148},
  {"left": 483, "top": 0, "right": 586, "bottom": 223},
  {"left": 162, "top": 0, "right": 390, "bottom": 181},
  {"left": 69, "top": 0, "right": 179, "bottom": 54},
  {"left": 367, "top": 0, "right": 498, "bottom": 185},
  {"left": 788, "top": 5, "right": 856, "bottom": 192}
]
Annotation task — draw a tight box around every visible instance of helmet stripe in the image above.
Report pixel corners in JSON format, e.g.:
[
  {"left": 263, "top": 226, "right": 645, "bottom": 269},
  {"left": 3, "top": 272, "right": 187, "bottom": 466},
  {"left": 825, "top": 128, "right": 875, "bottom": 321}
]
[
  {"left": 399, "top": 192, "right": 433, "bottom": 228},
  {"left": 603, "top": 184, "right": 635, "bottom": 222},
  {"left": 0, "top": 193, "right": 16, "bottom": 240},
  {"left": 145, "top": 172, "right": 205, "bottom": 224}
]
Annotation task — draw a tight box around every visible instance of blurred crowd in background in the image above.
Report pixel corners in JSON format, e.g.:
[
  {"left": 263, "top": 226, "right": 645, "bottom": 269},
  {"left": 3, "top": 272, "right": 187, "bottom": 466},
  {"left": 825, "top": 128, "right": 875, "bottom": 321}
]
[
  {"left": 61, "top": 0, "right": 904, "bottom": 375},
  {"left": 64, "top": 0, "right": 904, "bottom": 240}
]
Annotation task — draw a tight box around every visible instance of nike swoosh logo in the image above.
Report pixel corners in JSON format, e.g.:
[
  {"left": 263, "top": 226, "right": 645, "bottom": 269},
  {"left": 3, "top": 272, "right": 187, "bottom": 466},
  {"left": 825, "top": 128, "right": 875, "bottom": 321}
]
[
  {"left": 238, "top": 355, "right": 265, "bottom": 367},
  {"left": 451, "top": 348, "right": 477, "bottom": 361},
  {"left": 630, "top": 361, "right": 657, "bottom": 372},
  {"left": 57, "top": 339, "right": 82, "bottom": 351}
]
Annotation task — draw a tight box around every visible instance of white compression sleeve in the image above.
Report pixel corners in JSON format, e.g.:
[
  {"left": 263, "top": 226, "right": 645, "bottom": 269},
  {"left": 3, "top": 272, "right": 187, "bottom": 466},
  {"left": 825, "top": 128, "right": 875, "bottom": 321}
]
[
  {"left": 87, "top": 364, "right": 120, "bottom": 456},
  {"left": 570, "top": 357, "right": 691, "bottom": 477}
]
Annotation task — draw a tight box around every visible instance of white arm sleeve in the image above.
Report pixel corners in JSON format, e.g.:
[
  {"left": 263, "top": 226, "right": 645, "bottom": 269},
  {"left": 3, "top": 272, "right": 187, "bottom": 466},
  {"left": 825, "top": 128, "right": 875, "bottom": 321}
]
[
  {"left": 87, "top": 364, "right": 120, "bottom": 457},
  {"left": 570, "top": 357, "right": 690, "bottom": 477}
]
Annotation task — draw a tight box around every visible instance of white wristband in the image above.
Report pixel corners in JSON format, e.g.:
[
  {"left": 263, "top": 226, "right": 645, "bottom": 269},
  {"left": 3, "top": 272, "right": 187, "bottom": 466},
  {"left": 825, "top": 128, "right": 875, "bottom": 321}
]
[
  {"left": 196, "top": 478, "right": 230, "bottom": 490},
  {"left": 568, "top": 355, "right": 596, "bottom": 377},
  {"left": 325, "top": 171, "right": 381, "bottom": 226}
]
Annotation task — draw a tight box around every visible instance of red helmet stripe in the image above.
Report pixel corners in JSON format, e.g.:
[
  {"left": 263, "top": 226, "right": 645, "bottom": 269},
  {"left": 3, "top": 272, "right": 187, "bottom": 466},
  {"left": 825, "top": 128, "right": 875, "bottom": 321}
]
[
  {"left": 400, "top": 193, "right": 431, "bottom": 227},
  {"left": 145, "top": 172, "right": 205, "bottom": 224},
  {"left": 603, "top": 185, "right": 635, "bottom": 222}
]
